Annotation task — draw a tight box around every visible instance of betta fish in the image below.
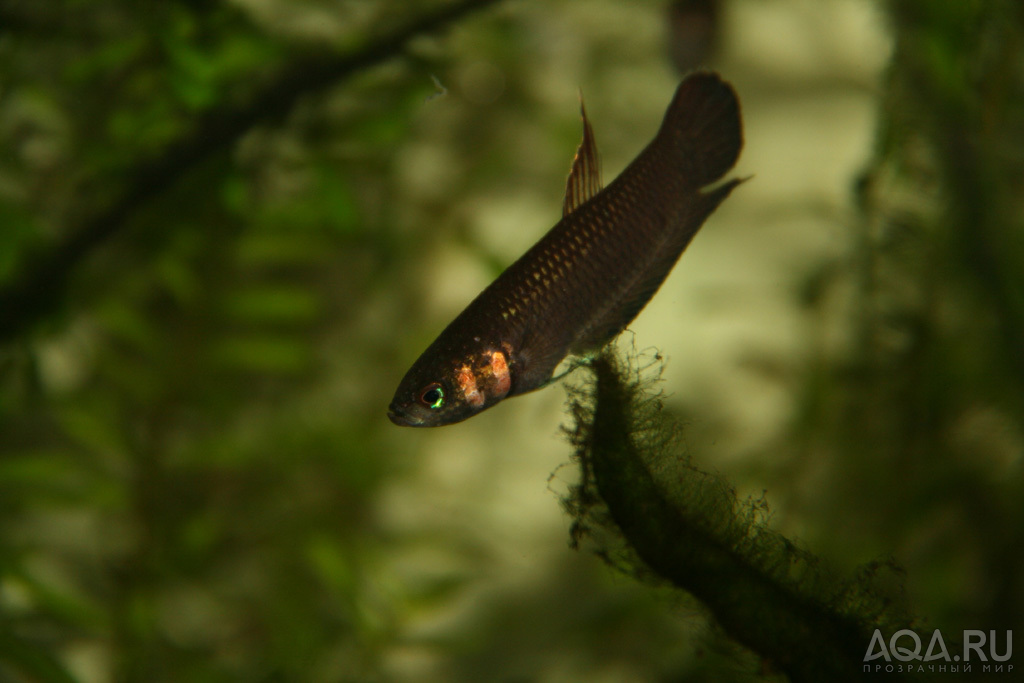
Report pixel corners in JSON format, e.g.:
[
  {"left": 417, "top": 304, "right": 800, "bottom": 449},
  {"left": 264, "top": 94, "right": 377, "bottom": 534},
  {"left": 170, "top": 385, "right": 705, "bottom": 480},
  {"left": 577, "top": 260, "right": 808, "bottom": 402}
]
[{"left": 389, "top": 71, "right": 743, "bottom": 427}]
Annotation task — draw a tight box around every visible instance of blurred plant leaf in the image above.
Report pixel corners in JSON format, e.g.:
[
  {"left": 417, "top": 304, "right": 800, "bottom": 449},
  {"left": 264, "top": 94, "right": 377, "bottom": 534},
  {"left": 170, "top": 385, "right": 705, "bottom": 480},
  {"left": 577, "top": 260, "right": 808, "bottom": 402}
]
[
  {"left": 221, "top": 287, "right": 322, "bottom": 325},
  {"left": 0, "top": 630, "right": 79, "bottom": 683},
  {"left": 208, "top": 335, "right": 312, "bottom": 374}
]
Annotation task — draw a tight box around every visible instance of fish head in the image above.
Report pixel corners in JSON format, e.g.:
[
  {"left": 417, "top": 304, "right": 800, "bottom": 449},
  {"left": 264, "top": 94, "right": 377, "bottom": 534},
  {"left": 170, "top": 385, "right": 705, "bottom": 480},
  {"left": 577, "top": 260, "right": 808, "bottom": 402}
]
[
  {"left": 388, "top": 346, "right": 513, "bottom": 427},
  {"left": 387, "top": 378, "right": 465, "bottom": 427}
]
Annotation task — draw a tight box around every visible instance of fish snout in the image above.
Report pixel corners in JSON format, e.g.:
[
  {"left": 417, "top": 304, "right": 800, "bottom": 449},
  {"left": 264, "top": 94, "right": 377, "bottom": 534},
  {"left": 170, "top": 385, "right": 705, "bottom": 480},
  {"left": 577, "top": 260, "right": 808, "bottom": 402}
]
[{"left": 387, "top": 402, "right": 426, "bottom": 427}]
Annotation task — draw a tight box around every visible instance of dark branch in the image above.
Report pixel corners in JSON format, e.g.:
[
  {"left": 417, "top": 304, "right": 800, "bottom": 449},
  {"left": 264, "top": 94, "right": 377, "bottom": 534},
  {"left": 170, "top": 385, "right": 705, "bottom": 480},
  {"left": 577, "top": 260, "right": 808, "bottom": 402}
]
[
  {"left": 565, "top": 352, "right": 916, "bottom": 682},
  {"left": 0, "top": 0, "right": 503, "bottom": 344}
]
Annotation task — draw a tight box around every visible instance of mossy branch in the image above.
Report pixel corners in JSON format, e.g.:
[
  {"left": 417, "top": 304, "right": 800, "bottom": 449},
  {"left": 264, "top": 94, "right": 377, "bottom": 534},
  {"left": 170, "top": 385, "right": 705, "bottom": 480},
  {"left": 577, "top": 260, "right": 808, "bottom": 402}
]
[{"left": 562, "top": 350, "right": 916, "bottom": 682}]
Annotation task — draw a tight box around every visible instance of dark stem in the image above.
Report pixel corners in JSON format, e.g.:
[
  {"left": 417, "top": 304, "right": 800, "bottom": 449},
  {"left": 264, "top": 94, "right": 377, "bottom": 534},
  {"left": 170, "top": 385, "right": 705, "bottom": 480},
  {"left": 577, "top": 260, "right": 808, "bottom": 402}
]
[{"left": 0, "top": 0, "right": 503, "bottom": 344}]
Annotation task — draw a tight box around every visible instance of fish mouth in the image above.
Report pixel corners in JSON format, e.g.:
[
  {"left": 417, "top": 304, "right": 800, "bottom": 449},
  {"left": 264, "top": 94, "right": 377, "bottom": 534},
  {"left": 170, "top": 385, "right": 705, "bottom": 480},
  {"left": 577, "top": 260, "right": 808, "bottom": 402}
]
[{"left": 387, "top": 403, "right": 426, "bottom": 427}]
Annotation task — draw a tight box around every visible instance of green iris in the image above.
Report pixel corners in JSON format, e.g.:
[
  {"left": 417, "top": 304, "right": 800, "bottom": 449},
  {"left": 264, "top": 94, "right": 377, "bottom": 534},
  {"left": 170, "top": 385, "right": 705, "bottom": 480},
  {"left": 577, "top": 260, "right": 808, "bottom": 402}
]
[{"left": 421, "top": 384, "right": 444, "bottom": 409}]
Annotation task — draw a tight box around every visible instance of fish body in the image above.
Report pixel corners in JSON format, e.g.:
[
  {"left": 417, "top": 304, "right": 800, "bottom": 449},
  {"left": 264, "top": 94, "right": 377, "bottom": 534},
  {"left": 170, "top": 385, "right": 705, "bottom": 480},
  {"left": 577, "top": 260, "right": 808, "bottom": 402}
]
[{"left": 389, "top": 72, "right": 743, "bottom": 427}]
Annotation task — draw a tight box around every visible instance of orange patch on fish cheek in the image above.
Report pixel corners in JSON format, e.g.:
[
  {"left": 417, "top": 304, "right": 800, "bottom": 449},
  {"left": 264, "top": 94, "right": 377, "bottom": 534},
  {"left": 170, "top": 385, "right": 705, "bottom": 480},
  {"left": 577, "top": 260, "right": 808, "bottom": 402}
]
[
  {"left": 489, "top": 351, "right": 511, "bottom": 397},
  {"left": 456, "top": 365, "right": 484, "bottom": 407}
]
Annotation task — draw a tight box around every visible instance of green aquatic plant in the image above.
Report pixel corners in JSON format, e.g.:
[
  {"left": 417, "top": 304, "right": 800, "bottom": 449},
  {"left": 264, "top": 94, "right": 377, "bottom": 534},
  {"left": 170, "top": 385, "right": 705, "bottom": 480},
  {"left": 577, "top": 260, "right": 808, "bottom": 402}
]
[{"left": 563, "top": 349, "right": 916, "bottom": 682}]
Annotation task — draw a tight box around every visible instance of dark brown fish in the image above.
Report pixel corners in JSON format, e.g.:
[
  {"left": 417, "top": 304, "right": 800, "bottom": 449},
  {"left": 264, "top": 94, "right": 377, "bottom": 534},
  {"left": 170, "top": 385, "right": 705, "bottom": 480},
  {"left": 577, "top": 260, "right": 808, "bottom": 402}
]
[{"left": 389, "top": 71, "right": 743, "bottom": 427}]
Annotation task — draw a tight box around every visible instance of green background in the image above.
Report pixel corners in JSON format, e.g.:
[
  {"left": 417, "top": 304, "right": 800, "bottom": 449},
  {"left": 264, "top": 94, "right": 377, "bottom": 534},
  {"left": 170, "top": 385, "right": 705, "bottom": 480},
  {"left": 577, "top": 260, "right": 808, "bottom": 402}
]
[{"left": 1, "top": 0, "right": 1022, "bottom": 680}]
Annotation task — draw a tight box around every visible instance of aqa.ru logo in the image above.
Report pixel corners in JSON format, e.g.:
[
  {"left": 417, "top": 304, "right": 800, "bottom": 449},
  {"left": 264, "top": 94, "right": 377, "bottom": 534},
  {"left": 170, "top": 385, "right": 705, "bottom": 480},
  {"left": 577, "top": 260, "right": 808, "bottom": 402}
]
[{"left": 864, "top": 629, "right": 1013, "bottom": 675}]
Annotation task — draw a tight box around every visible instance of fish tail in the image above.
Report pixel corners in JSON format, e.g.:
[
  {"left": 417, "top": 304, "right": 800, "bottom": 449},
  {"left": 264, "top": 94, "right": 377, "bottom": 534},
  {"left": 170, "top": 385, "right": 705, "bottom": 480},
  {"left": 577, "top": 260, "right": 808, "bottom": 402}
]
[{"left": 655, "top": 72, "right": 742, "bottom": 188}]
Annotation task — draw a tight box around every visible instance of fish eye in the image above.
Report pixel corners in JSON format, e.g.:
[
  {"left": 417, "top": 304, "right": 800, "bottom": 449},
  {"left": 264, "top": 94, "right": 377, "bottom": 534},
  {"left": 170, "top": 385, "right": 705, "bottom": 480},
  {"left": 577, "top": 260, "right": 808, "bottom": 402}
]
[{"left": 419, "top": 383, "right": 445, "bottom": 409}]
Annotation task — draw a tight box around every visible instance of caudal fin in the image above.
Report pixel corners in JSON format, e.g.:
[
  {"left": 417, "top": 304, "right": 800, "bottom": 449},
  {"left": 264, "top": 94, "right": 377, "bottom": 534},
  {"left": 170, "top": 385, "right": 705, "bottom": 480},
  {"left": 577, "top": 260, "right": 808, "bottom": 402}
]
[{"left": 655, "top": 71, "right": 742, "bottom": 188}]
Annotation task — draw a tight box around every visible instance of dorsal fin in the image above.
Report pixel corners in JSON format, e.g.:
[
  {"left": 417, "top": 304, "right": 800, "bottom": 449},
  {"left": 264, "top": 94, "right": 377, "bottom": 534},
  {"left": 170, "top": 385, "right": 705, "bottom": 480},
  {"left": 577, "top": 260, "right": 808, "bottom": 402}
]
[{"left": 562, "top": 94, "right": 602, "bottom": 216}]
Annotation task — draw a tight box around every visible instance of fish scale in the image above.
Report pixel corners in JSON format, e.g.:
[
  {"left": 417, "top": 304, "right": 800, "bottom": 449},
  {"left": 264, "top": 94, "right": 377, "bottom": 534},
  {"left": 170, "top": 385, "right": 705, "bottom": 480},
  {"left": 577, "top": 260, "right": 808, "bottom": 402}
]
[{"left": 389, "top": 71, "right": 744, "bottom": 427}]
